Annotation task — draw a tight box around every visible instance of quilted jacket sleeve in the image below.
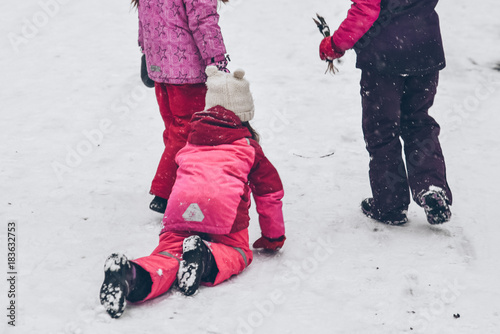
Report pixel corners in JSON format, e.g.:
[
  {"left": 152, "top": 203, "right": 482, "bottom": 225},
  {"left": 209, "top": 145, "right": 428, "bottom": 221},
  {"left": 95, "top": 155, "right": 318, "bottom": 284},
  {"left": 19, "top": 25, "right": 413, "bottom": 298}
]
[
  {"left": 332, "top": 0, "right": 381, "bottom": 51},
  {"left": 248, "top": 141, "right": 285, "bottom": 239},
  {"left": 185, "top": 0, "right": 227, "bottom": 63}
]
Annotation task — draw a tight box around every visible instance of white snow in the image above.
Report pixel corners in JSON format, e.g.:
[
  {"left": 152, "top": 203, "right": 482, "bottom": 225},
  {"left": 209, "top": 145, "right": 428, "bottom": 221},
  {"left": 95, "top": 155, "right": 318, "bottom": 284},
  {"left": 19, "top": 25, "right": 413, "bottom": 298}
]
[
  {"left": 177, "top": 262, "right": 199, "bottom": 295},
  {"left": 2, "top": 0, "right": 500, "bottom": 333},
  {"left": 103, "top": 254, "right": 127, "bottom": 273},
  {"left": 183, "top": 236, "right": 201, "bottom": 253}
]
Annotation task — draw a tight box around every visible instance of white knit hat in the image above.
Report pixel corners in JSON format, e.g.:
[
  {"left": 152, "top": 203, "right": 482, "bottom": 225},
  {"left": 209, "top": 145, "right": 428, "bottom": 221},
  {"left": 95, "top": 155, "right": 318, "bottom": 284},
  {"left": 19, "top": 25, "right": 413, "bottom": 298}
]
[{"left": 204, "top": 66, "right": 255, "bottom": 122}]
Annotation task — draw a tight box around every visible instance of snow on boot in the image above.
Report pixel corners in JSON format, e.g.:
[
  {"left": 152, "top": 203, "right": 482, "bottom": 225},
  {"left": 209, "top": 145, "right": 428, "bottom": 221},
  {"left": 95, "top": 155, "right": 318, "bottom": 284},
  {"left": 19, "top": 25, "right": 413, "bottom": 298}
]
[
  {"left": 149, "top": 196, "right": 168, "bottom": 214},
  {"left": 99, "top": 253, "right": 133, "bottom": 319},
  {"left": 177, "top": 235, "right": 212, "bottom": 296},
  {"left": 417, "top": 187, "right": 451, "bottom": 225},
  {"left": 361, "top": 198, "right": 408, "bottom": 226}
]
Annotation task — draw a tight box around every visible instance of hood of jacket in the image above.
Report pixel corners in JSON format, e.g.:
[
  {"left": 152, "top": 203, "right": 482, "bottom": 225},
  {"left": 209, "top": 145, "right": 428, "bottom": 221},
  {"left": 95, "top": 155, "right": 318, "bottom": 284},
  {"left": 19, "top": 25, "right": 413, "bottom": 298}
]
[{"left": 188, "top": 106, "right": 252, "bottom": 146}]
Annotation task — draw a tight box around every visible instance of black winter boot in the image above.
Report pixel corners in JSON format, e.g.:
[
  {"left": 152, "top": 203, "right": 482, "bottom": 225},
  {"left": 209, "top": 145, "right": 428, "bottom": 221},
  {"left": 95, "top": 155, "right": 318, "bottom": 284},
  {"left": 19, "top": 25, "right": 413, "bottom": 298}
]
[
  {"left": 177, "top": 235, "right": 216, "bottom": 296},
  {"left": 417, "top": 187, "right": 452, "bottom": 225},
  {"left": 99, "top": 253, "right": 133, "bottom": 318},
  {"left": 149, "top": 196, "right": 168, "bottom": 214},
  {"left": 361, "top": 198, "right": 408, "bottom": 225}
]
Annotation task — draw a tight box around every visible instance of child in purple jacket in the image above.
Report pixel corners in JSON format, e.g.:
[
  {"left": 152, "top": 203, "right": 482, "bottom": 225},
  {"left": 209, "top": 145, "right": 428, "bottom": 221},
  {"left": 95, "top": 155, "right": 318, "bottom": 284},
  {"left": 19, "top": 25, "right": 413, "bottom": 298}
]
[
  {"left": 319, "top": 0, "right": 452, "bottom": 225},
  {"left": 99, "top": 67, "right": 286, "bottom": 319},
  {"left": 132, "top": 0, "right": 230, "bottom": 214}
]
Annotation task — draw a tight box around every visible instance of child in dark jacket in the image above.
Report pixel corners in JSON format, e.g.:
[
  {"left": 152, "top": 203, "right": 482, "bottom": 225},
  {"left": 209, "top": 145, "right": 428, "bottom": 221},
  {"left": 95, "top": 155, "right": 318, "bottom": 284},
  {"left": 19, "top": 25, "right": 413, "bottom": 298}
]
[
  {"left": 319, "top": 0, "right": 452, "bottom": 225},
  {"left": 99, "top": 67, "right": 286, "bottom": 319}
]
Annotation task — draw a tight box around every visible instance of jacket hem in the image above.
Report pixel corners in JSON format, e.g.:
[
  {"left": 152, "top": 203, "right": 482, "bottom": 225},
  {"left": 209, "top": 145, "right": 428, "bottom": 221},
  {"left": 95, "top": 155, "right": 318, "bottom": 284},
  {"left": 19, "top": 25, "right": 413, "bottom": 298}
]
[{"left": 356, "top": 62, "right": 446, "bottom": 76}]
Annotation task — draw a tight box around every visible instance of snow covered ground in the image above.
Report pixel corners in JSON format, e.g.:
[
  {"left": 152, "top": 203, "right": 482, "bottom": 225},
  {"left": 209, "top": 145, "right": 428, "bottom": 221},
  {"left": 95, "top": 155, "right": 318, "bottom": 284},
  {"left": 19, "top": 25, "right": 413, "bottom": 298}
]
[{"left": 2, "top": 0, "right": 500, "bottom": 333}]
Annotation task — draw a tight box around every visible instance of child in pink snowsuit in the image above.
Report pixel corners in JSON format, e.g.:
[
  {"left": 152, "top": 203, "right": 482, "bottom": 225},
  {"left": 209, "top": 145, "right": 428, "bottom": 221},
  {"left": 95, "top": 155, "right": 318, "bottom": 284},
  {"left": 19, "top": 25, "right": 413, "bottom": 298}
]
[
  {"left": 132, "top": 0, "right": 231, "bottom": 213},
  {"left": 100, "top": 67, "right": 286, "bottom": 319}
]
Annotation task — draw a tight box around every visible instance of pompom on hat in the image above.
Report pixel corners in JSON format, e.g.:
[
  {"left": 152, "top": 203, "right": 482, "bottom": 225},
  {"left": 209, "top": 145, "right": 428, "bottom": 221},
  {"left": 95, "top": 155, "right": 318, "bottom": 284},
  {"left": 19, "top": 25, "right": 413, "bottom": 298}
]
[{"left": 204, "top": 66, "right": 255, "bottom": 122}]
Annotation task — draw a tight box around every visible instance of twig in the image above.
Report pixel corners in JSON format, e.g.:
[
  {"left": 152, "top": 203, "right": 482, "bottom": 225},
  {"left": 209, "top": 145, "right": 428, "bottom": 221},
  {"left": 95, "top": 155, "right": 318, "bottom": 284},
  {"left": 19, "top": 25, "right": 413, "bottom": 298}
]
[{"left": 313, "top": 13, "right": 339, "bottom": 75}]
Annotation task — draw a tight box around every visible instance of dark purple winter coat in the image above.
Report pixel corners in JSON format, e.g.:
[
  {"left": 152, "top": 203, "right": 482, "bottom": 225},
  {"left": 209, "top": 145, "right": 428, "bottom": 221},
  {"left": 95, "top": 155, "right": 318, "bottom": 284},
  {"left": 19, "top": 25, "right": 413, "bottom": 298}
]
[{"left": 332, "top": 0, "right": 446, "bottom": 75}]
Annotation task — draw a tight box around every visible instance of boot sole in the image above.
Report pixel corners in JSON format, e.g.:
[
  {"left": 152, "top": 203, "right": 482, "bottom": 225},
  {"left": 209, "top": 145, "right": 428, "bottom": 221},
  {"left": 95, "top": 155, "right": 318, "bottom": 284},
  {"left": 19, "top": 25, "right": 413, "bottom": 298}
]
[
  {"left": 422, "top": 192, "right": 451, "bottom": 225},
  {"left": 100, "top": 254, "right": 130, "bottom": 318},
  {"left": 177, "top": 236, "right": 204, "bottom": 296}
]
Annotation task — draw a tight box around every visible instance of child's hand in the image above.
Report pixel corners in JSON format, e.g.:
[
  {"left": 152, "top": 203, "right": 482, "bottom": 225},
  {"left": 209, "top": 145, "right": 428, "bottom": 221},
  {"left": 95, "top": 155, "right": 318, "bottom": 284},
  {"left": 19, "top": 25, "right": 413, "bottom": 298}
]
[
  {"left": 319, "top": 36, "right": 345, "bottom": 61},
  {"left": 253, "top": 235, "right": 286, "bottom": 251}
]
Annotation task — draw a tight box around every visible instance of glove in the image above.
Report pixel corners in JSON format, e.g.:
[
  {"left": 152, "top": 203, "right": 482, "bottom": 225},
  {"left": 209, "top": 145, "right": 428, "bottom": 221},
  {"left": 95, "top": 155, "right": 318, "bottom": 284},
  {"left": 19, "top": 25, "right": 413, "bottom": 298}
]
[
  {"left": 206, "top": 55, "right": 230, "bottom": 73},
  {"left": 253, "top": 235, "right": 286, "bottom": 251},
  {"left": 215, "top": 60, "right": 230, "bottom": 73},
  {"left": 141, "top": 54, "right": 155, "bottom": 88},
  {"left": 208, "top": 59, "right": 230, "bottom": 73},
  {"left": 319, "top": 36, "right": 345, "bottom": 61}
]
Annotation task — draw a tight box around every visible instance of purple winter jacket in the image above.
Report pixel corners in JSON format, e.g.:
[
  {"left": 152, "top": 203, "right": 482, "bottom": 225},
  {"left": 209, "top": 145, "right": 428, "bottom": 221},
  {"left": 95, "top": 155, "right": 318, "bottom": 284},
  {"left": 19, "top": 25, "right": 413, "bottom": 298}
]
[
  {"left": 332, "top": 0, "right": 445, "bottom": 75},
  {"left": 137, "top": 0, "right": 227, "bottom": 84},
  {"left": 355, "top": 0, "right": 445, "bottom": 75}
]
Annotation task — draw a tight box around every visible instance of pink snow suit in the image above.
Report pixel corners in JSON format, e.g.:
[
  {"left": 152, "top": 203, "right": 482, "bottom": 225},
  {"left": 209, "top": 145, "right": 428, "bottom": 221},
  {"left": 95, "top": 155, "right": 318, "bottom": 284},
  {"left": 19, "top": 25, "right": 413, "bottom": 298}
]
[
  {"left": 132, "top": 106, "right": 285, "bottom": 301},
  {"left": 138, "top": 0, "right": 227, "bottom": 84},
  {"left": 162, "top": 106, "right": 285, "bottom": 238}
]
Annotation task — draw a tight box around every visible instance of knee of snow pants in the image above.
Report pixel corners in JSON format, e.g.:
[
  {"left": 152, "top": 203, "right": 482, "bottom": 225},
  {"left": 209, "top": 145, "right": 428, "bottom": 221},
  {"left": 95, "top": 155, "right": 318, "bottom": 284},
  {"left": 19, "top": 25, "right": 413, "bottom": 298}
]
[
  {"left": 203, "top": 229, "right": 253, "bottom": 287},
  {"left": 131, "top": 232, "right": 191, "bottom": 301}
]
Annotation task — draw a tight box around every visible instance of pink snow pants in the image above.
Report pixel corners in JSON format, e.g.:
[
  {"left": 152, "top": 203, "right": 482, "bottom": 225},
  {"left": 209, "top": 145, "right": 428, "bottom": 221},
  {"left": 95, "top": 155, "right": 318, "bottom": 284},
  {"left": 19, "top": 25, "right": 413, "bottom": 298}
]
[
  {"left": 131, "top": 229, "right": 253, "bottom": 302},
  {"left": 150, "top": 83, "right": 207, "bottom": 200}
]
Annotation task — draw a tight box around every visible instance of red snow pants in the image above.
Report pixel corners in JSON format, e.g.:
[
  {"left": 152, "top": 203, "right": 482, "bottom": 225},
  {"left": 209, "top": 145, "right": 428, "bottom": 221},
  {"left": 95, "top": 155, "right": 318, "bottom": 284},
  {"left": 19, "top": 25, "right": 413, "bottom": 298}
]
[
  {"left": 131, "top": 229, "right": 253, "bottom": 302},
  {"left": 150, "top": 83, "right": 207, "bottom": 199}
]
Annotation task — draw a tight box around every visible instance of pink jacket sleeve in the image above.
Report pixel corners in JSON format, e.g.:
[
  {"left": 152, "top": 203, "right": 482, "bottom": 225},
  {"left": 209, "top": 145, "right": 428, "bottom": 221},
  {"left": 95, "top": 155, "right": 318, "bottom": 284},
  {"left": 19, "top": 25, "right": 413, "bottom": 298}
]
[
  {"left": 185, "top": 0, "right": 227, "bottom": 63},
  {"left": 253, "top": 190, "right": 285, "bottom": 239},
  {"left": 332, "top": 0, "right": 381, "bottom": 51},
  {"left": 248, "top": 141, "right": 285, "bottom": 239}
]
